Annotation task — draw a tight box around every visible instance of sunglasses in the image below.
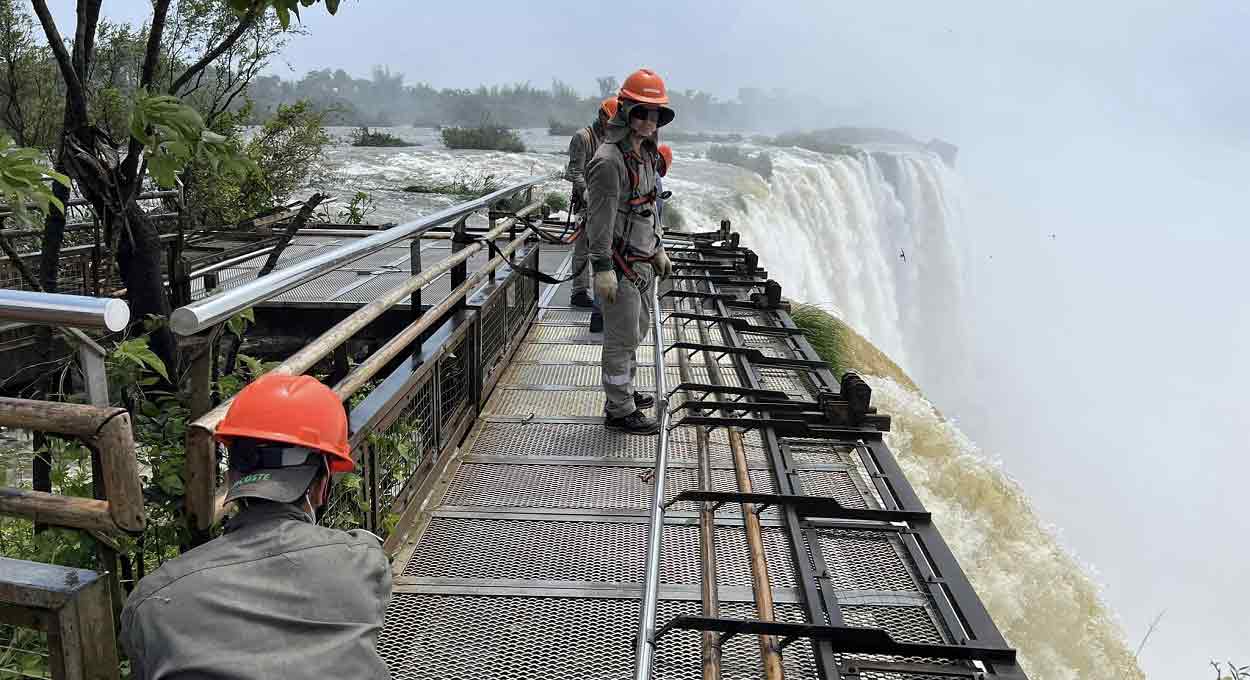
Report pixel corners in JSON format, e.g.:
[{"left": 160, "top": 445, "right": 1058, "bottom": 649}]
[{"left": 630, "top": 107, "right": 661, "bottom": 122}]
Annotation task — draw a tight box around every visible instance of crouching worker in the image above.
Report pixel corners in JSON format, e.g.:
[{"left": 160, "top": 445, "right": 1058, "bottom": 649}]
[
  {"left": 586, "top": 68, "right": 676, "bottom": 434},
  {"left": 121, "top": 374, "right": 392, "bottom": 679}
]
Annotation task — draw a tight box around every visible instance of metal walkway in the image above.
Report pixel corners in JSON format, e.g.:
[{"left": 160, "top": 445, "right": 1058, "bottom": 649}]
[{"left": 376, "top": 235, "right": 1025, "bottom": 680}]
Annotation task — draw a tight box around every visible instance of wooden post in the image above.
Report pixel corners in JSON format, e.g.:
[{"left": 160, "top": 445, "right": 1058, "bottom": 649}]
[{"left": 0, "top": 557, "right": 120, "bottom": 680}]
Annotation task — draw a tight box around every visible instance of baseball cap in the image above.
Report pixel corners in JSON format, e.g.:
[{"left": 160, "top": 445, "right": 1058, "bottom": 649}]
[{"left": 225, "top": 440, "right": 325, "bottom": 504}]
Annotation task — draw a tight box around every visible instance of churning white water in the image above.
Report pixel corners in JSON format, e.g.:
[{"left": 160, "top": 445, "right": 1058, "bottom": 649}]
[{"left": 315, "top": 128, "right": 1143, "bottom": 678}]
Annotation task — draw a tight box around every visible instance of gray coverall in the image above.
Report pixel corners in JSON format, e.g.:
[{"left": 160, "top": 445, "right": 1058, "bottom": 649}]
[
  {"left": 121, "top": 502, "right": 392, "bottom": 679},
  {"left": 566, "top": 121, "right": 605, "bottom": 296},
  {"left": 585, "top": 123, "right": 664, "bottom": 418}
]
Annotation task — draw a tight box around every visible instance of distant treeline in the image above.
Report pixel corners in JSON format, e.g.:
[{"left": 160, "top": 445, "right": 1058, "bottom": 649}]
[{"left": 244, "top": 67, "right": 836, "bottom": 132}]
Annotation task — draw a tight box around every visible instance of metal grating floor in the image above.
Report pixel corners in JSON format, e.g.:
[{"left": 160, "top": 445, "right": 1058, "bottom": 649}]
[{"left": 381, "top": 242, "right": 975, "bottom": 679}]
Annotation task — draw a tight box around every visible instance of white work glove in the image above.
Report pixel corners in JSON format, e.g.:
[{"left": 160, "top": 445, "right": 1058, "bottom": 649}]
[
  {"left": 594, "top": 270, "right": 618, "bottom": 304},
  {"left": 653, "top": 250, "right": 673, "bottom": 279}
]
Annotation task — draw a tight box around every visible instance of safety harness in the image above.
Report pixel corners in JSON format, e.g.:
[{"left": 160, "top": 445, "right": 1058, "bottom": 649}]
[{"left": 611, "top": 144, "right": 663, "bottom": 287}]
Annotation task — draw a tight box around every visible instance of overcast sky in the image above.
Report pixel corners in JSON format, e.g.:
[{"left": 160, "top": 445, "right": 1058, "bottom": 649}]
[{"left": 48, "top": 1, "right": 1250, "bottom": 676}]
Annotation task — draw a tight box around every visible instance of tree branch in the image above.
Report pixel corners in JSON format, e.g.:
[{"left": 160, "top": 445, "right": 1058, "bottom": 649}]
[
  {"left": 139, "top": 0, "right": 173, "bottom": 88},
  {"left": 169, "top": 6, "right": 259, "bottom": 96},
  {"left": 28, "top": 0, "right": 84, "bottom": 104},
  {"left": 119, "top": 0, "right": 173, "bottom": 196},
  {"left": 74, "top": 0, "right": 102, "bottom": 76}
]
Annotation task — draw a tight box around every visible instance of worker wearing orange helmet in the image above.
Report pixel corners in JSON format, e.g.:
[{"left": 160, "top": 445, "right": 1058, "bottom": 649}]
[
  {"left": 121, "top": 374, "right": 392, "bottom": 679},
  {"left": 566, "top": 96, "right": 620, "bottom": 308},
  {"left": 585, "top": 68, "right": 676, "bottom": 434}
]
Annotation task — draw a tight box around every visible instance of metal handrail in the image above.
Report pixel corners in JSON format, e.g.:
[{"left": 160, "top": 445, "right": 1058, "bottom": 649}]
[
  {"left": 634, "top": 278, "right": 673, "bottom": 680},
  {"left": 170, "top": 173, "right": 557, "bottom": 335},
  {"left": 0, "top": 289, "right": 129, "bottom": 331}
]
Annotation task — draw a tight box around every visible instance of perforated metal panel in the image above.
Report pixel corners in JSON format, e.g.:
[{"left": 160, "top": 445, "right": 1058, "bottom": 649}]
[
  {"left": 379, "top": 596, "right": 818, "bottom": 680},
  {"left": 501, "top": 363, "right": 680, "bottom": 390},
  {"left": 487, "top": 389, "right": 606, "bottom": 417},
  {"left": 526, "top": 325, "right": 604, "bottom": 344},
  {"left": 795, "top": 469, "right": 879, "bottom": 509},
  {"left": 268, "top": 270, "right": 362, "bottom": 303},
  {"left": 443, "top": 462, "right": 777, "bottom": 515},
  {"left": 540, "top": 309, "right": 593, "bottom": 323},
  {"left": 404, "top": 516, "right": 797, "bottom": 588},
  {"left": 469, "top": 422, "right": 657, "bottom": 460},
  {"left": 813, "top": 529, "right": 924, "bottom": 593}
]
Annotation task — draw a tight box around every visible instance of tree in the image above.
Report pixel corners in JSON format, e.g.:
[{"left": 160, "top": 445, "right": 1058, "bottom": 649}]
[
  {"left": 28, "top": 0, "right": 339, "bottom": 372},
  {"left": 596, "top": 75, "right": 618, "bottom": 99},
  {"left": 0, "top": 0, "right": 60, "bottom": 149}
]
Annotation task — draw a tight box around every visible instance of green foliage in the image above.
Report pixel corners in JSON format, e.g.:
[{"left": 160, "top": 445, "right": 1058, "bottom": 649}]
[
  {"left": 707, "top": 144, "right": 773, "bottom": 180},
  {"left": 112, "top": 337, "right": 171, "bottom": 383},
  {"left": 186, "top": 100, "right": 329, "bottom": 226},
  {"left": 403, "top": 170, "right": 502, "bottom": 198},
  {"left": 547, "top": 119, "right": 579, "bottom": 136},
  {"left": 441, "top": 124, "right": 526, "bottom": 152},
  {"left": 543, "top": 191, "right": 568, "bottom": 214},
  {"left": 350, "top": 126, "right": 417, "bottom": 147},
  {"left": 790, "top": 303, "right": 844, "bottom": 378},
  {"left": 339, "top": 191, "right": 376, "bottom": 224},
  {"left": 227, "top": 0, "right": 341, "bottom": 30},
  {"left": 0, "top": 134, "right": 68, "bottom": 228},
  {"left": 130, "top": 89, "right": 257, "bottom": 189}
]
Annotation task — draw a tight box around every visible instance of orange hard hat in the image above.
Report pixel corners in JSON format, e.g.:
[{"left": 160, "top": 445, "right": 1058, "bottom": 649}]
[
  {"left": 600, "top": 96, "right": 619, "bottom": 119},
  {"left": 619, "top": 69, "right": 669, "bottom": 105},
  {"left": 215, "top": 374, "right": 354, "bottom": 473},
  {"left": 658, "top": 144, "right": 673, "bottom": 176}
]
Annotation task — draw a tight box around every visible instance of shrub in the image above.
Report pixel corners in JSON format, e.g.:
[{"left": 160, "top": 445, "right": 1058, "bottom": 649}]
[
  {"left": 763, "top": 130, "right": 861, "bottom": 157},
  {"left": 350, "top": 126, "right": 418, "bottom": 147},
  {"left": 663, "top": 130, "right": 743, "bottom": 143},
  {"left": 441, "top": 124, "right": 526, "bottom": 152},
  {"left": 402, "top": 171, "right": 503, "bottom": 198},
  {"left": 708, "top": 145, "right": 773, "bottom": 180},
  {"left": 543, "top": 191, "right": 569, "bottom": 214},
  {"left": 186, "top": 101, "right": 330, "bottom": 227},
  {"left": 548, "top": 119, "right": 580, "bottom": 136}
]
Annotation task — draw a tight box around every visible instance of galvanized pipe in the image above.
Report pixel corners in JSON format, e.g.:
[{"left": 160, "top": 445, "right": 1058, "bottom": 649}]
[
  {"left": 633, "top": 277, "right": 673, "bottom": 680},
  {"left": 170, "top": 174, "right": 555, "bottom": 336},
  {"left": 0, "top": 289, "right": 129, "bottom": 331}
]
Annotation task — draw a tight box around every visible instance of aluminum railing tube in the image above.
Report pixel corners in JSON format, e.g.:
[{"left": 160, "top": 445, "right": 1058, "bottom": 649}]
[
  {"left": 634, "top": 280, "right": 672, "bottom": 680},
  {"left": 169, "top": 174, "right": 556, "bottom": 336},
  {"left": 0, "top": 289, "right": 130, "bottom": 332}
]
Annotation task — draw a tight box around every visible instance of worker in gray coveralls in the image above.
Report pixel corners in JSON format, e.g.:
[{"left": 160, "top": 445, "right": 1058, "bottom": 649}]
[
  {"left": 121, "top": 374, "right": 392, "bottom": 679},
  {"left": 566, "top": 96, "right": 619, "bottom": 308},
  {"left": 584, "top": 68, "right": 676, "bottom": 435}
]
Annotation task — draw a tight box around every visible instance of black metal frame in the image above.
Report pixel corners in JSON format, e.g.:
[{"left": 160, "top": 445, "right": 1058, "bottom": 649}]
[{"left": 654, "top": 234, "right": 1027, "bottom": 679}]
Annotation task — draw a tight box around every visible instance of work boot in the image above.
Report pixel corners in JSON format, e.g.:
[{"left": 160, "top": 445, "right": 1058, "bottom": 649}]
[
  {"left": 589, "top": 308, "right": 604, "bottom": 333},
  {"left": 570, "top": 290, "right": 594, "bottom": 308},
  {"left": 604, "top": 409, "right": 660, "bottom": 435},
  {"left": 633, "top": 392, "right": 655, "bottom": 409}
]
